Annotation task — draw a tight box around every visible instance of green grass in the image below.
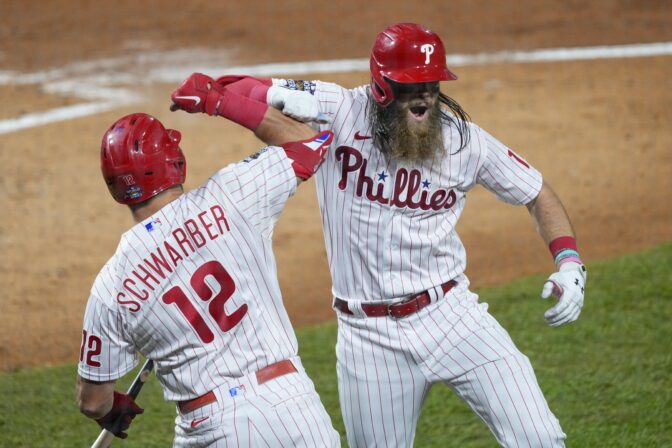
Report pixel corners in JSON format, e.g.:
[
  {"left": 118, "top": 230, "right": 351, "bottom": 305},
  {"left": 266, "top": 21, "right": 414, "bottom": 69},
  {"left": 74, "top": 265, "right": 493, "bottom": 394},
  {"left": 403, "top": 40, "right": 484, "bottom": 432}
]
[{"left": 1, "top": 244, "right": 671, "bottom": 447}]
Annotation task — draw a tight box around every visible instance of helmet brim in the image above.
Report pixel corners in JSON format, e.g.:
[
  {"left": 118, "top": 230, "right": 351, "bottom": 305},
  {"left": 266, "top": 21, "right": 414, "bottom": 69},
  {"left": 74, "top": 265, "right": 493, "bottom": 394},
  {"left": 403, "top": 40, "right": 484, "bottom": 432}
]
[{"left": 383, "top": 65, "right": 458, "bottom": 83}]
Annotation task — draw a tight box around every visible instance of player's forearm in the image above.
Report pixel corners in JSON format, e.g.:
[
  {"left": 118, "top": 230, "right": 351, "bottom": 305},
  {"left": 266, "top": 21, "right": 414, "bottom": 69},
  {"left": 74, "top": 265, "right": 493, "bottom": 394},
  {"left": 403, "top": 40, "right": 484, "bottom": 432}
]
[
  {"left": 526, "top": 181, "right": 576, "bottom": 245},
  {"left": 254, "top": 107, "right": 317, "bottom": 146},
  {"left": 76, "top": 375, "right": 116, "bottom": 419}
]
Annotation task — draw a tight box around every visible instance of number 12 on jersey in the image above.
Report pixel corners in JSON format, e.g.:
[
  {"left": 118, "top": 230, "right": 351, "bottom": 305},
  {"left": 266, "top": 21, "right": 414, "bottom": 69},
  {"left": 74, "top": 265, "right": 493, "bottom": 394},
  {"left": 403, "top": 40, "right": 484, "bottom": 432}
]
[{"left": 162, "top": 260, "right": 247, "bottom": 343}]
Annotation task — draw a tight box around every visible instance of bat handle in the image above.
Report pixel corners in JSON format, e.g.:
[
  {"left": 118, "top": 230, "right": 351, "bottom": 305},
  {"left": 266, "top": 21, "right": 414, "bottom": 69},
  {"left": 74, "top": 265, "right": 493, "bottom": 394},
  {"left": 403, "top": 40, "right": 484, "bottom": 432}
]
[
  {"left": 127, "top": 359, "right": 154, "bottom": 398},
  {"left": 90, "top": 429, "right": 115, "bottom": 448},
  {"left": 89, "top": 359, "right": 154, "bottom": 448}
]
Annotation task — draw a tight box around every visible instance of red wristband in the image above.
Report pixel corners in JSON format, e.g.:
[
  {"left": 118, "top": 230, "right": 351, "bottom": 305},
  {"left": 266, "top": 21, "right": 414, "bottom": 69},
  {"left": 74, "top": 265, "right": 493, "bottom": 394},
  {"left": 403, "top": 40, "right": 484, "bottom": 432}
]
[
  {"left": 548, "top": 236, "right": 578, "bottom": 258},
  {"left": 215, "top": 89, "right": 268, "bottom": 131},
  {"left": 282, "top": 131, "right": 334, "bottom": 180},
  {"left": 215, "top": 76, "right": 271, "bottom": 102}
]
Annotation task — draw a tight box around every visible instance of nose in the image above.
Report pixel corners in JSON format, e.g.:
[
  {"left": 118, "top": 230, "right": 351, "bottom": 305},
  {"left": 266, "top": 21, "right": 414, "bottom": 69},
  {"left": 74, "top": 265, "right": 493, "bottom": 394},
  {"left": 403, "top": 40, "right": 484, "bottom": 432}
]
[
  {"left": 417, "top": 83, "right": 431, "bottom": 93},
  {"left": 415, "top": 86, "right": 432, "bottom": 98},
  {"left": 399, "top": 82, "right": 438, "bottom": 96}
]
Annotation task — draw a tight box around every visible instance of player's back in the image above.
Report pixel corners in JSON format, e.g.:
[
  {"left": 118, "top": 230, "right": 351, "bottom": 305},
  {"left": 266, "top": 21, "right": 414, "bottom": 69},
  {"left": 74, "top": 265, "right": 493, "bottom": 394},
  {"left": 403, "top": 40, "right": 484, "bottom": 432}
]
[{"left": 81, "top": 149, "right": 299, "bottom": 401}]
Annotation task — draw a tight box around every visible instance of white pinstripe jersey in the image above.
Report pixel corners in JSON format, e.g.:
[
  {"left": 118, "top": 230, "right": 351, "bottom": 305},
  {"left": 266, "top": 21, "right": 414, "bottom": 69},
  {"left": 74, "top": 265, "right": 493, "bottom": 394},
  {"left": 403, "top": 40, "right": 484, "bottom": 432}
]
[
  {"left": 78, "top": 147, "right": 300, "bottom": 401},
  {"left": 282, "top": 80, "right": 543, "bottom": 302}
]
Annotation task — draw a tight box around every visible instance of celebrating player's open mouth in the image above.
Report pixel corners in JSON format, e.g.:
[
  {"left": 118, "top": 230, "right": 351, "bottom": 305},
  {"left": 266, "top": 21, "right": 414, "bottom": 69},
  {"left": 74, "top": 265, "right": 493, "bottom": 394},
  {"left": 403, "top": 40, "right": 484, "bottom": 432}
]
[{"left": 408, "top": 103, "right": 430, "bottom": 121}]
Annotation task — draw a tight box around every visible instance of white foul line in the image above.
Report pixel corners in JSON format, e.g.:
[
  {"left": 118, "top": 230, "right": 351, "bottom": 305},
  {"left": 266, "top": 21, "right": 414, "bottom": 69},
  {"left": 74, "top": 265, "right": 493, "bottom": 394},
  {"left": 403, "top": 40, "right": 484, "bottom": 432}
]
[
  {"left": 0, "top": 102, "right": 119, "bottom": 135},
  {"left": 1, "top": 41, "right": 671, "bottom": 135},
  {"left": 149, "top": 42, "right": 672, "bottom": 81}
]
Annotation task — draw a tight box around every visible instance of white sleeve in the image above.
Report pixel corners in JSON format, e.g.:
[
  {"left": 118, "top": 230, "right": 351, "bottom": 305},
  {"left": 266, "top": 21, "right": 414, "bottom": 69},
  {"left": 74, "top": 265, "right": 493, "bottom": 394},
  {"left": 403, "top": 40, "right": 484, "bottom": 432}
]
[
  {"left": 475, "top": 127, "right": 543, "bottom": 205},
  {"left": 271, "top": 78, "right": 347, "bottom": 131},
  {"left": 77, "top": 293, "right": 138, "bottom": 382},
  {"left": 215, "top": 146, "right": 296, "bottom": 238}
]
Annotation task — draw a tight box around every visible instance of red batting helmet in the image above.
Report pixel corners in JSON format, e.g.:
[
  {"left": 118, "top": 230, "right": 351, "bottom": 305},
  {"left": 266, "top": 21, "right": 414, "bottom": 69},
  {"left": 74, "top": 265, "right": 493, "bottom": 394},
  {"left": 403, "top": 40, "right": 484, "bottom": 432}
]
[
  {"left": 370, "top": 23, "right": 458, "bottom": 107},
  {"left": 101, "top": 113, "right": 186, "bottom": 205}
]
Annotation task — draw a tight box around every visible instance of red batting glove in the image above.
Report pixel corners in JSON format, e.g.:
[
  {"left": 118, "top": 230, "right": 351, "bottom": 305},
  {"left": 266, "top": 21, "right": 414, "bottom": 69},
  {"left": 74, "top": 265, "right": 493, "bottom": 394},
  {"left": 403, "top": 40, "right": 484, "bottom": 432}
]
[
  {"left": 282, "top": 131, "right": 334, "bottom": 180},
  {"left": 170, "top": 73, "right": 223, "bottom": 116},
  {"left": 96, "top": 391, "right": 144, "bottom": 439}
]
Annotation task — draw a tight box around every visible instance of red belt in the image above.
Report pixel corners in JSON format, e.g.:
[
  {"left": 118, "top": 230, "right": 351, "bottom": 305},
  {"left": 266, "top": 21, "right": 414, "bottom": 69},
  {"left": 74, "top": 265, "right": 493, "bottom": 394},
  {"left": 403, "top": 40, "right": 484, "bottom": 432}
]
[
  {"left": 178, "top": 359, "right": 297, "bottom": 413},
  {"left": 334, "top": 280, "right": 456, "bottom": 318}
]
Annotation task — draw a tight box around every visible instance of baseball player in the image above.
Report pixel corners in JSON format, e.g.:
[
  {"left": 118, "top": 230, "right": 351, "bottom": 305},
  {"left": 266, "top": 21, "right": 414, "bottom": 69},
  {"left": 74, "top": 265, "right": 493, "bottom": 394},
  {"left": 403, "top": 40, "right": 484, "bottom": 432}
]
[
  {"left": 76, "top": 103, "right": 341, "bottom": 446},
  {"left": 171, "top": 22, "right": 587, "bottom": 447}
]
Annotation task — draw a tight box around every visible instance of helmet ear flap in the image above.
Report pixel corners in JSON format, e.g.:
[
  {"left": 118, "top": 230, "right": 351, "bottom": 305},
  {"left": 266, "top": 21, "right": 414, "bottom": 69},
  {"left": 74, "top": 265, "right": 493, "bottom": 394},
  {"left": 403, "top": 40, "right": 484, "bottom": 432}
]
[{"left": 370, "top": 58, "right": 395, "bottom": 107}]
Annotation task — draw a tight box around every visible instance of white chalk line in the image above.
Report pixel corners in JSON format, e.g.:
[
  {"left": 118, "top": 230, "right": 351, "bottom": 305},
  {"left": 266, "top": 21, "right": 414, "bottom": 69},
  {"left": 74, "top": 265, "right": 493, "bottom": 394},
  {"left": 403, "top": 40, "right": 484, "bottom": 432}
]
[
  {"left": 0, "top": 102, "right": 118, "bottom": 135},
  {"left": 1, "top": 42, "right": 671, "bottom": 135}
]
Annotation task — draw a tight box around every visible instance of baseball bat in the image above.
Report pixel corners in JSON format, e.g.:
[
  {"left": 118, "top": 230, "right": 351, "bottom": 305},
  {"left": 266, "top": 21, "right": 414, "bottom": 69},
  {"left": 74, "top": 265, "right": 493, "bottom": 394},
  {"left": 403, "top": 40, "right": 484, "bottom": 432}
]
[{"left": 90, "top": 359, "right": 155, "bottom": 448}]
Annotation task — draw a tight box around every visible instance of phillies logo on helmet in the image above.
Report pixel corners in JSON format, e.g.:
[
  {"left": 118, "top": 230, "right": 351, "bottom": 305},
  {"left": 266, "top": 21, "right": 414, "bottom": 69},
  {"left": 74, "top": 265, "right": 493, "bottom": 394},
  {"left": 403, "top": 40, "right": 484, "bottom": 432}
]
[
  {"left": 420, "top": 44, "right": 434, "bottom": 64},
  {"left": 121, "top": 174, "right": 136, "bottom": 186},
  {"left": 369, "top": 23, "right": 458, "bottom": 107}
]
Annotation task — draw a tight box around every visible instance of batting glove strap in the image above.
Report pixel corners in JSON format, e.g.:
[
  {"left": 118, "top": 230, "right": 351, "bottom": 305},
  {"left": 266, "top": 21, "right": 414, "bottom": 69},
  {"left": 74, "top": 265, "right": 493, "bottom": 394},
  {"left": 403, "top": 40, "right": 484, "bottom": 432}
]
[
  {"left": 282, "top": 131, "right": 334, "bottom": 180},
  {"left": 96, "top": 391, "right": 144, "bottom": 439},
  {"left": 541, "top": 262, "right": 587, "bottom": 327}
]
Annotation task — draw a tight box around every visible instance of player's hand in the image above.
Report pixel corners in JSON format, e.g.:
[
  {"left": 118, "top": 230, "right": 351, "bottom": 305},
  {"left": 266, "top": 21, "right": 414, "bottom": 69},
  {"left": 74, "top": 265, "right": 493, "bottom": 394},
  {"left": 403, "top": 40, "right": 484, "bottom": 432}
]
[
  {"left": 541, "top": 262, "right": 587, "bottom": 327},
  {"left": 170, "top": 73, "right": 223, "bottom": 116},
  {"left": 267, "top": 86, "right": 329, "bottom": 123},
  {"left": 95, "top": 391, "right": 144, "bottom": 439},
  {"left": 282, "top": 130, "right": 334, "bottom": 180}
]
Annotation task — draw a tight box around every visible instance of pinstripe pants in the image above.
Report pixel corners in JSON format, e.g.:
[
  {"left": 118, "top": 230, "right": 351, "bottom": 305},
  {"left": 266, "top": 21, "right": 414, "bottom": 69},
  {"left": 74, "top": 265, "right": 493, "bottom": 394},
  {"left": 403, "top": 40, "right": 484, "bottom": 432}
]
[
  {"left": 173, "top": 357, "right": 340, "bottom": 447},
  {"left": 335, "top": 282, "right": 566, "bottom": 447}
]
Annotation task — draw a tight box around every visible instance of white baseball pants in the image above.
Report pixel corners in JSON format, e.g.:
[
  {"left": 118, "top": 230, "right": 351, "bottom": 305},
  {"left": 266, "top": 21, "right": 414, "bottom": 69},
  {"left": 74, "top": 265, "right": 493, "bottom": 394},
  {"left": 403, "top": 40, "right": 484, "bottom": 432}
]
[
  {"left": 335, "top": 283, "right": 566, "bottom": 447},
  {"left": 173, "top": 357, "right": 340, "bottom": 447}
]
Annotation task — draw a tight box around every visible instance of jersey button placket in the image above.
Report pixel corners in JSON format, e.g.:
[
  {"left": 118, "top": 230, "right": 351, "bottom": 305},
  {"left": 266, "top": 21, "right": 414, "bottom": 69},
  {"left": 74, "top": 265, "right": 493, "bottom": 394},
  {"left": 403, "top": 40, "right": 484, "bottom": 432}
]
[{"left": 381, "top": 203, "right": 396, "bottom": 297}]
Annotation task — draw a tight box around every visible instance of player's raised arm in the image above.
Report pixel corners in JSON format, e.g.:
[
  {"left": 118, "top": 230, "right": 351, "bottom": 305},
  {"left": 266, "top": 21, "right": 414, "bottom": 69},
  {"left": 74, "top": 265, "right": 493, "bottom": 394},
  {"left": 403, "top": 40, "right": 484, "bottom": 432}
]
[
  {"left": 170, "top": 73, "right": 317, "bottom": 143},
  {"left": 210, "top": 74, "right": 325, "bottom": 124},
  {"left": 169, "top": 73, "right": 332, "bottom": 183}
]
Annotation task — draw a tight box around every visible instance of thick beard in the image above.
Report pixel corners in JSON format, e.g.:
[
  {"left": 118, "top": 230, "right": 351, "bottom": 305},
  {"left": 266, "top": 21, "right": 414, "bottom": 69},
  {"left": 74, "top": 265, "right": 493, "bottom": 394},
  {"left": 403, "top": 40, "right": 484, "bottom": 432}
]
[{"left": 368, "top": 99, "right": 444, "bottom": 162}]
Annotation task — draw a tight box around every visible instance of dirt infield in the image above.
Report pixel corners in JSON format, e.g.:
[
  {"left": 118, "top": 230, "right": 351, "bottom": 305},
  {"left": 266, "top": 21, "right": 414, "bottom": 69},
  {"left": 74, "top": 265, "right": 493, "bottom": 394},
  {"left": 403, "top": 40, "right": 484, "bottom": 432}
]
[{"left": 1, "top": 0, "right": 671, "bottom": 371}]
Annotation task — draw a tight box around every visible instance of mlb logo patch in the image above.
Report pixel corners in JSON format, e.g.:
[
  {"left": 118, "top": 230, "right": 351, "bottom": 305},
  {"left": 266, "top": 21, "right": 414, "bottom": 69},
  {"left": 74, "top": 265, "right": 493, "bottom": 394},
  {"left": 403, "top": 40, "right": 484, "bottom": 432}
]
[
  {"left": 229, "top": 384, "right": 247, "bottom": 397},
  {"left": 144, "top": 218, "right": 162, "bottom": 232}
]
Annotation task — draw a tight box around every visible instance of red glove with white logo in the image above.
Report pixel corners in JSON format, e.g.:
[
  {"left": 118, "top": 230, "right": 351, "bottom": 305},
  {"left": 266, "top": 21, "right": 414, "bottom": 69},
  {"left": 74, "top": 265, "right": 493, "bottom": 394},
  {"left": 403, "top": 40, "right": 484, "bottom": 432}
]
[
  {"left": 171, "top": 73, "right": 268, "bottom": 131},
  {"left": 281, "top": 131, "right": 334, "bottom": 180},
  {"left": 170, "top": 73, "right": 223, "bottom": 115},
  {"left": 95, "top": 391, "right": 144, "bottom": 439}
]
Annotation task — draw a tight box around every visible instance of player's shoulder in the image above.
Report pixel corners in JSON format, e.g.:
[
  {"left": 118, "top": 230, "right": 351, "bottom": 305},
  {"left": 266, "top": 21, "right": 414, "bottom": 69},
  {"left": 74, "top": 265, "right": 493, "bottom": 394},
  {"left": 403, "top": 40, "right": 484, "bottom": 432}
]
[
  {"left": 319, "top": 83, "right": 368, "bottom": 113},
  {"left": 351, "top": 85, "right": 371, "bottom": 103},
  {"left": 105, "top": 225, "right": 156, "bottom": 280},
  {"left": 214, "top": 144, "right": 288, "bottom": 180},
  {"left": 199, "top": 146, "right": 293, "bottom": 204},
  {"left": 89, "top": 250, "right": 125, "bottom": 308},
  {"left": 446, "top": 116, "right": 483, "bottom": 136},
  {"left": 444, "top": 118, "right": 487, "bottom": 148},
  {"left": 314, "top": 80, "right": 363, "bottom": 99}
]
